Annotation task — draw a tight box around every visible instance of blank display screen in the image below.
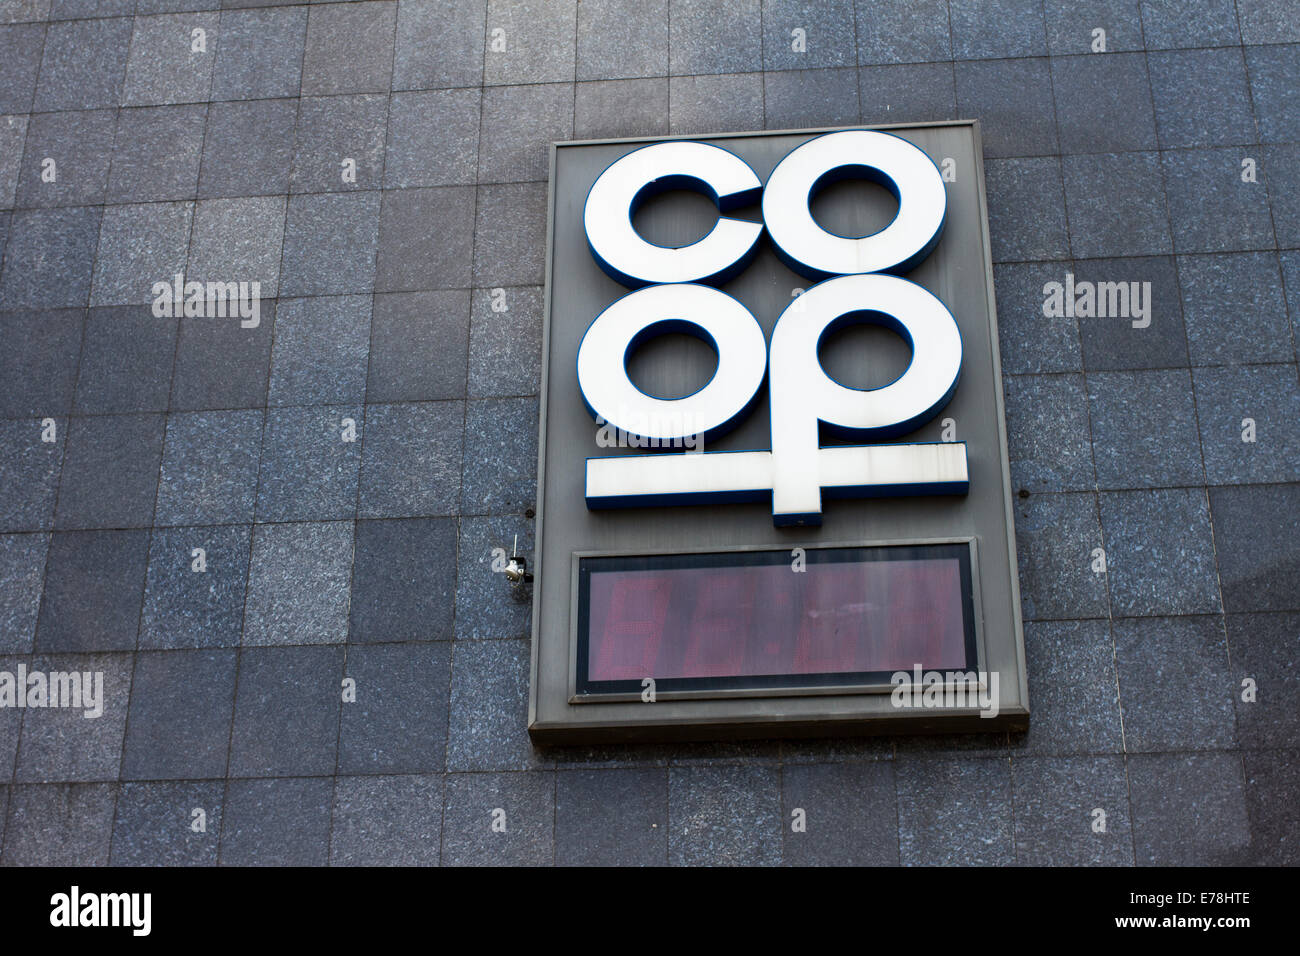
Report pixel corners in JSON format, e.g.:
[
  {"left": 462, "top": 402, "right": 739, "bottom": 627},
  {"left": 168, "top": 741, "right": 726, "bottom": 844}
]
[{"left": 575, "top": 544, "right": 977, "bottom": 696}]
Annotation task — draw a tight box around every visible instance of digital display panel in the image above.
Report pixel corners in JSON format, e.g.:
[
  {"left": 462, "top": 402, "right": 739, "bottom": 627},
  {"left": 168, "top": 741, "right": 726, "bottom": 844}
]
[{"left": 575, "top": 543, "right": 977, "bottom": 697}]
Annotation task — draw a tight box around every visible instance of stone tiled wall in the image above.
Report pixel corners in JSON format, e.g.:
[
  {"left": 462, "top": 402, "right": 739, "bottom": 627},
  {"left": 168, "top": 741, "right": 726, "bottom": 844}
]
[{"left": 0, "top": 0, "right": 1296, "bottom": 866}]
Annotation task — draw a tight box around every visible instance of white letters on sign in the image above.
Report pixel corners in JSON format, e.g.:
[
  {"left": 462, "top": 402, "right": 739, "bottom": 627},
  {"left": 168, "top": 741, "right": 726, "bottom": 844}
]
[{"left": 577, "top": 130, "right": 968, "bottom": 526}]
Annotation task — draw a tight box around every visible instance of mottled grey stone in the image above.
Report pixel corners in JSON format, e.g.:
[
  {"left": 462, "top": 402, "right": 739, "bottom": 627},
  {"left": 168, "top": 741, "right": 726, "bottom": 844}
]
[
  {"left": 1227, "top": 612, "right": 1300, "bottom": 750},
  {"left": 90, "top": 201, "right": 194, "bottom": 307},
  {"left": 155, "top": 409, "right": 261, "bottom": 526},
  {"left": 139, "top": 525, "right": 251, "bottom": 650},
  {"left": 1074, "top": 256, "right": 1189, "bottom": 371},
  {"left": 394, "top": 0, "right": 485, "bottom": 90},
  {"left": 122, "top": 13, "right": 219, "bottom": 106},
  {"left": 556, "top": 768, "right": 667, "bottom": 866},
  {"left": 762, "top": 0, "right": 854, "bottom": 71},
  {"left": 1210, "top": 483, "right": 1300, "bottom": 613},
  {"left": 1243, "top": 750, "right": 1300, "bottom": 865},
  {"left": 896, "top": 755, "right": 1014, "bottom": 865},
  {"left": 243, "top": 521, "right": 353, "bottom": 646},
  {"left": 1149, "top": 48, "right": 1255, "bottom": 149},
  {"left": 576, "top": 0, "right": 665, "bottom": 80},
  {"left": 107, "top": 104, "right": 206, "bottom": 203},
  {"left": 1246, "top": 44, "right": 1300, "bottom": 143},
  {"left": 281, "top": 192, "right": 382, "bottom": 295},
  {"left": 0, "top": 309, "right": 83, "bottom": 418},
  {"left": 350, "top": 517, "right": 457, "bottom": 642},
  {"left": 228, "top": 645, "right": 345, "bottom": 776},
  {"left": 73, "top": 306, "right": 177, "bottom": 414},
  {"left": 668, "top": 73, "right": 764, "bottom": 135},
  {"left": 668, "top": 763, "right": 781, "bottom": 865},
  {"left": 764, "top": 67, "right": 859, "bottom": 130},
  {"left": 1099, "top": 488, "right": 1222, "bottom": 616},
  {"left": 955, "top": 58, "right": 1057, "bottom": 158},
  {"left": 35, "top": 530, "right": 147, "bottom": 652},
  {"left": 949, "top": 0, "right": 1045, "bottom": 59},
  {"left": 386, "top": 89, "right": 480, "bottom": 187},
  {"left": 339, "top": 642, "right": 451, "bottom": 773},
  {"left": 16, "top": 109, "right": 116, "bottom": 208},
  {"left": 1236, "top": 0, "right": 1300, "bottom": 43},
  {"left": 330, "top": 774, "right": 443, "bottom": 866},
  {"left": 0, "top": 22, "right": 42, "bottom": 113},
  {"left": 169, "top": 300, "right": 276, "bottom": 411},
  {"left": 1012, "top": 755, "right": 1133, "bottom": 865},
  {"left": 55, "top": 414, "right": 165, "bottom": 530},
  {"left": 478, "top": 83, "right": 573, "bottom": 183},
  {"left": 0, "top": 207, "right": 101, "bottom": 309},
  {"left": 574, "top": 78, "right": 670, "bottom": 140},
  {"left": 33, "top": 17, "right": 132, "bottom": 111},
  {"left": 110, "top": 781, "right": 224, "bottom": 865},
  {"left": 0, "top": 417, "right": 65, "bottom": 533},
  {"left": 854, "top": 0, "right": 950, "bottom": 65},
  {"left": 1260, "top": 143, "right": 1300, "bottom": 248},
  {"left": 0, "top": 114, "right": 26, "bottom": 208},
  {"left": 1087, "top": 368, "right": 1203, "bottom": 489},
  {"left": 1051, "top": 53, "right": 1157, "bottom": 153},
  {"left": 454, "top": 514, "right": 532, "bottom": 640},
  {"left": 1062, "top": 152, "right": 1172, "bottom": 259},
  {"left": 301, "top": 0, "right": 396, "bottom": 95},
  {"left": 268, "top": 296, "right": 371, "bottom": 406},
  {"left": 992, "top": 263, "right": 1080, "bottom": 375},
  {"left": 1013, "top": 493, "right": 1110, "bottom": 621},
  {"left": 1014, "top": 620, "right": 1122, "bottom": 756},
  {"left": 0, "top": 783, "right": 116, "bottom": 865},
  {"left": 1043, "top": 0, "right": 1144, "bottom": 55},
  {"left": 1139, "top": 0, "right": 1240, "bottom": 49},
  {"left": 984, "top": 157, "right": 1069, "bottom": 262},
  {"left": 468, "top": 286, "right": 542, "bottom": 398},
  {"left": 199, "top": 98, "right": 297, "bottom": 198},
  {"left": 359, "top": 402, "right": 464, "bottom": 518},
  {"left": 1194, "top": 365, "right": 1300, "bottom": 486},
  {"left": 1178, "top": 258, "right": 1293, "bottom": 369},
  {"left": 292, "top": 94, "right": 388, "bottom": 193},
  {"left": 367, "top": 290, "right": 468, "bottom": 402},
  {"left": 1003, "top": 374, "right": 1094, "bottom": 491},
  {"left": 461, "top": 397, "right": 538, "bottom": 515},
  {"left": 256, "top": 405, "right": 362, "bottom": 522},
  {"left": 376, "top": 186, "right": 476, "bottom": 292},
  {"left": 0, "top": 532, "right": 46, "bottom": 654},
  {"left": 14, "top": 652, "right": 131, "bottom": 781},
  {"left": 211, "top": 5, "right": 306, "bottom": 101},
  {"left": 1162, "top": 148, "right": 1275, "bottom": 254},
  {"left": 187, "top": 196, "right": 285, "bottom": 298},
  {"left": 782, "top": 761, "right": 898, "bottom": 866},
  {"left": 121, "top": 649, "right": 237, "bottom": 779},
  {"left": 484, "top": 0, "right": 576, "bottom": 85},
  {"left": 447, "top": 639, "right": 542, "bottom": 770},
  {"left": 1128, "top": 752, "right": 1250, "bottom": 865},
  {"left": 859, "top": 62, "right": 957, "bottom": 126},
  {"left": 473, "top": 182, "right": 547, "bottom": 286},
  {"left": 219, "top": 776, "right": 333, "bottom": 865},
  {"left": 441, "top": 770, "right": 554, "bottom": 865}
]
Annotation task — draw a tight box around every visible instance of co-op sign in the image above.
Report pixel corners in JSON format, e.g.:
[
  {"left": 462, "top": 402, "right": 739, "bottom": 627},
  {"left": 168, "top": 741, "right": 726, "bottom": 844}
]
[{"left": 529, "top": 122, "right": 1028, "bottom": 743}]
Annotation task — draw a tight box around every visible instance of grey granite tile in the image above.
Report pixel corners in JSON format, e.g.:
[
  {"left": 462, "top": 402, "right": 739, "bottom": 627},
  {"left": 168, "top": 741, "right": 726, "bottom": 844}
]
[
  {"left": 33, "top": 17, "right": 132, "bottom": 112},
  {"left": 1051, "top": 53, "right": 1157, "bottom": 154},
  {"left": 472, "top": 182, "right": 546, "bottom": 287},
  {"left": 256, "top": 405, "right": 361, "bottom": 522},
  {"left": 0, "top": 309, "right": 84, "bottom": 418},
  {"left": 0, "top": 0, "right": 50, "bottom": 21},
  {"left": 984, "top": 157, "right": 1070, "bottom": 262},
  {"left": 106, "top": 104, "right": 206, "bottom": 204},
  {"left": 50, "top": 0, "right": 132, "bottom": 14},
  {"left": 139, "top": 524, "right": 251, "bottom": 649},
  {"left": 0, "top": 115, "right": 25, "bottom": 209},
  {"left": 477, "top": 83, "right": 573, "bottom": 183},
  {"left": 576, "top": 0, "right": 666, "bottom": 80},
  {"left": 1011, "top": 755, "right": 1133, "bottom": 865},
  {"left": 1043, "top": 0, "right": 1144, "bottom": 55},
  {"left": 211, "top": 5, "right": 306, "bottom": 101},
  {"left": 16, "top": 109, "right": 116, "bottom": 208},
  {"left": 1062, "top": 152, "right": 1172, "bottom": 259},
  {"left": 386, "top": 89, "right": 480, "bottom": 188},
  {"left": 301, "top": 0, "right": 396, "bottom": 95},
  {"left": 0, "top": 417, "right": 65, "bottom": 533},
  {"left": 761, "top": 0, "right": 854, "bottom": 71},
  {"left": 1114, "top": 614, "right": 1236, "bottom": 751},
  {"left": 669, "top": 0, "right": 760, "bottom": 75},
  {"left": 1003, "top": 373, "right": 1094, "bottom": 491},
  {"left": 359, "top": 401, "right": 464, "bottom": 518},
  {"left": 461, "top": 397, "right": 537, "bottom": 515},
  {"left": 110, "top": 781, "right": 224, "bottom": 865},
  {"left": 330, "top": 773, "right": 443, "bottom": 865},
  {"left": 854, "top": 0, "right": 950, "bottom": 65},
  {"left": 73, "top": 305, "right": 177, "bottom": 414},
  {"left": 394, "top": 0, "right": 485, "bottom": 90},
  {"left": 1139, "top": 0, "right": 1240, "bottom": 49},
  {"left": 574, "top": 78, "right": 669, "bottom": 140},
  {"left": 484, "top": 0, "right": 575, "bottom": 85},
  {"left": 1162, "top": 147, "right": 1275, "bottom": 254},
  {"left": 1284, "top": 251, "right": 1300, "bottom": 364},
  {"left": 764, "top": 67, "right": 859, "bottom": 130},
  {"left": 1149, "top": 48, "right": 1255, "bottom": 149},
  {"left": 454, "top": 514, "right": 531, "bottom": 640},
  {"left": 1074, "top": 256, "right": 1189, "bottom": 370},
  {"left": 668, "top": 73, "right": 764, "bottom": 135},
  {"left": 1013, "top": 493, "right": 1110, "bottom": 621},
  {"left": 0, "top": 22, "right": 43, "bottom": 114},
  {"left": 555, "top": 768, "right": 667, "bottom": 865},
  {"left": 859, "top": 62, "right": 957, "bottom": 126},
  {"left": 35, "top": 530, "right": 147, "bottom": 652},
  {"left": 1227, "top": 612, "right": 1300, "bottom": 749},
  {"left": 1242, "top": 750, "right": 1300, "bottom": 864},
  {"left": 441, "top": 770, "right": 554, "bottom": 865},
  {"left": 0, "top": 783, "right": 115, "bottom": 865},
  {"left": 338, "top": 642, "right": 451, "bottom": 773},
  {"left": 0, "top": 532, "right": 46, "bottom": 654},
  {"left": 121, "top": 648, "right": 237, "bottom": 779},
  {"left": 1210, "top": 483, "right": 1300, "bottom": 612},
  {"left": 0, "top": 207, "right": 101, "bottom": 309},
  {"left": 376, "top": 186, "right": 476, "bottom": 292},
  {"left": 1177, "top": 252, "right": 1289, "bottom": 366},
  {"left": 896, "top": 755, "right": 1014, "bottom": 865},
  {"left": 90, "top": 201, "right": 193, "bottom": 307},
  {"left": 782, "top": 761, "right": 899, "bottom": 866},
  {"left": 1262, "top": 144, "right": 1300, "bottom": 249},
  {"left": 1014, "top": 619, "right": 1122, "bottom": 754},
  {"left": 447, "top": 638, "right": 541, "bottom": 770},
  {"left": 228, "top": 645, "right": 345, "bottom": 776},
  {"left": 349, "top": 517, "right": 456, "bottom": 642},
  {"left": 1128, "top": 752, "right": 1250, "bottom": 865},
  {"left": 949, "top": 0, "right": 1046, "bottom": 59},
  {"left": 1099, "top": 488, "right": 1222, "bottom": 616},
  {"left": 0, "top": 656, "right": 18, "bottom": 780},
  {"left": 955, "top": 58, "right": 1057, "bottom": 159},
  {"left": 219, "top": 776, "right": 332, "bottom": 865},
  {"left": 992, "top": 263, "right": 1081, "bottom": 375},
  {"left": 198, "top": 98, "right": 297, "bottom": 198},
  {"left": 367, "top": 290, "right": 468, "bottom": 402},
  {"left": 1236, "top": 0, "right": 1300, "bottom": 43},
  {"left": 468, "top": 285, "right": 541, "bottom": 398},
  {"left": 1194, "top": 365, "right": 1300, "bottom": 485},
  {"left": 667, "top": 764, "right": 782, "bottom": 866},
  {"left": 1087, "top": 368, "right": 1202, "bottom": 489},
  {"left": 243, "top": 521, "right": 353, "bottom": 646},
  {"left": 169, "top": 300, "right": 275, "bottom": 410},
  {"left": 14, "top": 652, "right": 131, "bottom": 781},
  {"left": 187, "top": 196, "right": 285, "bottom": 298},
  {"left": 54, "top": 413, "right": 165, "bottom": 530},
  {"left": 122, "top": 13, "right": 219, "bottom": 106},
  {"left": 281, "top": 192, "right": 382, "bottom": 296},
  {"left": 268, "top": 295, "right": 370, "bottom": 406},
  {"left": 291, "top": 94, "right": 388, "bottom": 193}
]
